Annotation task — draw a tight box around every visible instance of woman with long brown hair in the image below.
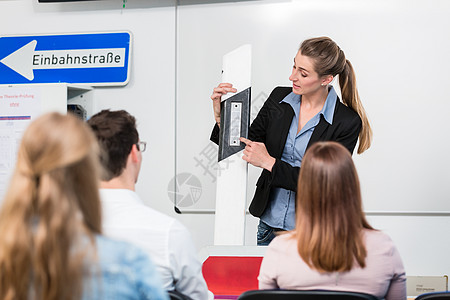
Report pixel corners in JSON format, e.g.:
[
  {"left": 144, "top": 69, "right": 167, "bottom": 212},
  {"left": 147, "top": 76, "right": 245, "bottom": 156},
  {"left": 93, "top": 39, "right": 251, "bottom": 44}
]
[
  {"left": 0, "top": 112, "right": 168, "bottom": 300},
  {"left": 210, "top": 37, "right": 372, "bottom": 245},
  {"left": 258, "top": 142, "right": 406, "bottom": 299}
]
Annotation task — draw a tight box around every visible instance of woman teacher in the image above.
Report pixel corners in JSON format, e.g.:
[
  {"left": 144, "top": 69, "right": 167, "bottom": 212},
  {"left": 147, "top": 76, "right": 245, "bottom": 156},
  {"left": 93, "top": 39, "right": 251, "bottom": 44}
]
[{"left": 210, "top": 37, "right": 372, "bottom": 245}]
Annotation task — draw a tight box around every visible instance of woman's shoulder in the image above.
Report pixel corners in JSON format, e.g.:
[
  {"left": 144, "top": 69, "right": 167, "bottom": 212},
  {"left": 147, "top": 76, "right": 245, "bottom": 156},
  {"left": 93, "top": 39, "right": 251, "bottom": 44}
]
[
  {"left": 364, "top": 229, "right": 393, "bottom": 242},
  {"left": 268, "top": 231, "right": 296, "bottom": 249},
  {"left": 83, "top": 237, "right": 168, "bottom": 299},
  {"left": 363, "top": 229, "right": 398, "bottom": 255},
  {"left": 266, "top": 86, "right": 292, "bottom": 102},
  {"left": 335, "top": 99, "right": 361, "bottom": 121},
  {"left": 95, "top": 235, "right": 152, "bottom": 266}
]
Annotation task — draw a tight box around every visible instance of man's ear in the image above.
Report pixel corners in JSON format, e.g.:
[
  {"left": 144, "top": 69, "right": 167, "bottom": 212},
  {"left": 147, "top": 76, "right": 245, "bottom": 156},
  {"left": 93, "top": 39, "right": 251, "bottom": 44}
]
[{"left": 130, "top": 144, "right": 140, "bottom": 163}]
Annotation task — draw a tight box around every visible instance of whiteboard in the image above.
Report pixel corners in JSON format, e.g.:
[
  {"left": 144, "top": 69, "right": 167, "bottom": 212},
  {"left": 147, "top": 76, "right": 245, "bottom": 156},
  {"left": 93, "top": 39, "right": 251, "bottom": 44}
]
[
  {"left": 176, "top": 0, "right": 450, "bottom": 212},
  {"left": 0, "top": 84, "right": 67, "bottom": 202}
]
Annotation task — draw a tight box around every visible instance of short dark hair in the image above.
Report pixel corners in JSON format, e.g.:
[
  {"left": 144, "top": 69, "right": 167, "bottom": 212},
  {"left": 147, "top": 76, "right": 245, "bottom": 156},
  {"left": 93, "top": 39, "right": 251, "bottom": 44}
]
[{"left": 87, "top": 109, "right": 139, "bottom": 180}]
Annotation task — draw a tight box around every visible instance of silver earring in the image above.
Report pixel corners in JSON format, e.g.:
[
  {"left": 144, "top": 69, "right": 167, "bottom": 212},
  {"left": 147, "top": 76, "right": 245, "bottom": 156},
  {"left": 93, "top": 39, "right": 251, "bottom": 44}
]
[{"left": 321, "top": 83, "right": 325, "bottom": 86}]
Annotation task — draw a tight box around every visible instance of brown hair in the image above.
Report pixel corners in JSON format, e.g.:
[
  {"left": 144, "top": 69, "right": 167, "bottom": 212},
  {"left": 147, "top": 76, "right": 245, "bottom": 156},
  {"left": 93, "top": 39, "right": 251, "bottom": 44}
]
[
  {"left": 87, "top": 109, "right": 139, "bottom": 181},
  {"left": 300, "top": 37, "right": 372, "bottom": 154},
  {"left": 295, "top": 141, "right": 373, "bottom": 273},
  {"left": 0, "top": 112, "right": 102, "bottom": 300}
]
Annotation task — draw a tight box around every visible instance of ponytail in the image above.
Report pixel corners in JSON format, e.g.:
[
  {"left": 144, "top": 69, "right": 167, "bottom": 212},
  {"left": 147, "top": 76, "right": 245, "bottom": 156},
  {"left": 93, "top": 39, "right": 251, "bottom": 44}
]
[
  {"left": 300, "top": 37, "right": 373, "bottom": 154},
  {"left": 339, "top": 59, "right": 372, "bottom": 154},
  {"left": 0, "top": 113, "right": 102, "bottom": 300},
  {"left": 0, "top": 171, "right": 34, "bottom": 300},
  {"left": 0, "top": 166, "right": 87, "bottom": 300}
]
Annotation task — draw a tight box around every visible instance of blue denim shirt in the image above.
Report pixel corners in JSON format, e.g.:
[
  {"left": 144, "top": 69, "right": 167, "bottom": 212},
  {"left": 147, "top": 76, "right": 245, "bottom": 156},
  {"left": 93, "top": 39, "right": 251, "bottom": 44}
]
[
  {"left": 260, "top": 87, "right": 337, "bottom": 230},
  {"left": 82, "top": 235, "right": 169, "bottom": 300}
]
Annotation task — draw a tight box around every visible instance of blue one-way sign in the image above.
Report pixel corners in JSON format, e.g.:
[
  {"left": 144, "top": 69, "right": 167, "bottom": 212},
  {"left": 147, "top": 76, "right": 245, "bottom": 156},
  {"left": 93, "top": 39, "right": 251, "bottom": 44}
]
[{"left": 0, "top": 31, "right": 131, "bottom": 86}]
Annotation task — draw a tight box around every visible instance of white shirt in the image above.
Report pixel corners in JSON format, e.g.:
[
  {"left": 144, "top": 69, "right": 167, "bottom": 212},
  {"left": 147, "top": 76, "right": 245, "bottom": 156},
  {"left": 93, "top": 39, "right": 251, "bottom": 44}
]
[{"left": 100, "top": 189, "right": 210, "bottom": 300}]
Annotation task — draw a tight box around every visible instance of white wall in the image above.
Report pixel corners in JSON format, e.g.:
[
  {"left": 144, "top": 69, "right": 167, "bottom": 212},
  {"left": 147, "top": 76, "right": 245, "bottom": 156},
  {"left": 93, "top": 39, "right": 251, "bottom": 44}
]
[
  {"left": 0, "top": 0, "right": 448, "bottom": 277},
  {"left": 177, "top": 0, "right": 450, "bottom": 212},
  {"left": 176, "top": 0, "right": 450, "bottom": 276},
  {"left": 0, "top": 0, "right": 181, "bottom": 252}
]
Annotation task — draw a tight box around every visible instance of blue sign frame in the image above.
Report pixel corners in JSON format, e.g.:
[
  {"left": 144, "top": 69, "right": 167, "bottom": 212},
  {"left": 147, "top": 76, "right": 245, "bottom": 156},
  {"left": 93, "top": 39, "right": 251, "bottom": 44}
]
[{"left": 0, "top": 31, "right": 131, "bottom": 86}]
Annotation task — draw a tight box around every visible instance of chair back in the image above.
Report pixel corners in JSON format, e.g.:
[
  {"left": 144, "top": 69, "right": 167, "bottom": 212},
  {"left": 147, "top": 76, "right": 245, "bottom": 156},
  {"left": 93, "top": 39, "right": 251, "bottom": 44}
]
[
  {"left": 416, "top": 292, "right": 450, "bottom": 300},
  {"left": 237, "top": 289, "right": 378, "bottom": 300}
]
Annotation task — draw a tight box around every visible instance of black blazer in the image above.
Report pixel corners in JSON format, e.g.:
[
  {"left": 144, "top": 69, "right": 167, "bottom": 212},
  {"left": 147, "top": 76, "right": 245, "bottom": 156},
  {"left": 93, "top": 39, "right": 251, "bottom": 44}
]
[{"left": 211, "top": 86, "right": 362, "bottom": 217}]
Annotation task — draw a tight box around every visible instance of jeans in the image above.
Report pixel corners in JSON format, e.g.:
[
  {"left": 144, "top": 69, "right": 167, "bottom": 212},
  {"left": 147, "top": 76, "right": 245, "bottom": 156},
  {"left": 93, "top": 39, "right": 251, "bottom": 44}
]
[{"left": 257, "top": 220, "right": 279, "bottom": 246}]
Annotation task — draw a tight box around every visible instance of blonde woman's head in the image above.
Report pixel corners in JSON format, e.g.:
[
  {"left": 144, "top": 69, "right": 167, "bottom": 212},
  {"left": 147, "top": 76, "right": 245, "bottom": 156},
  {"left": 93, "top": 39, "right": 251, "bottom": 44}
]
[{"left": 0, "top": 112, "right": 102, "bottom": 300}]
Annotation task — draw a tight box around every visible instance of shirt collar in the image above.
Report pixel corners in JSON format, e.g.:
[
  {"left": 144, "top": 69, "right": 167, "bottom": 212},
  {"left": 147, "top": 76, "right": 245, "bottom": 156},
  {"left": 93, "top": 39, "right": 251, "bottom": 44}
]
[
  {"left": 321, "top": 85, "right": 337, "bottom": 125},
  {"left": 280, "top": 85, "right": 337, "bottom": 125},
  {"left": 280, "top": 91, "right": 300, "bottom": 107}
]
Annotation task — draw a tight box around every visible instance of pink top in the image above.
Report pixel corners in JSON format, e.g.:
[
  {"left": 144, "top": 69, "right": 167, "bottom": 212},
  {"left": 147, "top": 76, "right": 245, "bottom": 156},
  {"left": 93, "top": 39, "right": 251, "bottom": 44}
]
[{"left": 258, "top": 230, "right": 406, "bottom": 300}]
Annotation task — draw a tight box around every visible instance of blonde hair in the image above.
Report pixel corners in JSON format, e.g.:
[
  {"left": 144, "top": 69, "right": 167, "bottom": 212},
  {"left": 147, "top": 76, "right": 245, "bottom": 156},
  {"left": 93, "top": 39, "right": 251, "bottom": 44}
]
[
  {"left": 295, "top": 142, "right": 373, "bottom": 272},
  {"left": 0, "top": 112, "right": 102, "bottom": 300},
  {"left": 300, "top": 37, "right": 372, "bottom": 154}
]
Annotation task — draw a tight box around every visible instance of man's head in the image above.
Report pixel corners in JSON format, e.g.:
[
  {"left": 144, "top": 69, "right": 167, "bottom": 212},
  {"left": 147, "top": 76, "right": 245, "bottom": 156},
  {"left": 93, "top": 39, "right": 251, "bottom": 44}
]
[{"left": 87, "top": 110, "right": 140, "bottom": 181}]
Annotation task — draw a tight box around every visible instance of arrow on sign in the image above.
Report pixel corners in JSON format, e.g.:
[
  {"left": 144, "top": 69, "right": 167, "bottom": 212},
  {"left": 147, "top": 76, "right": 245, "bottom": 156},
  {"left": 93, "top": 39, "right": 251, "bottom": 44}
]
[{"left": 0, "top": 40, "right": 126, "bottom": 81}]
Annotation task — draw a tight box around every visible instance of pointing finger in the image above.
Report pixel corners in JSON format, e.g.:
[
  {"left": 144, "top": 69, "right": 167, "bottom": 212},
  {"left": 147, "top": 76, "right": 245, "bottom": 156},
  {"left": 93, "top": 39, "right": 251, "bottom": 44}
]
[{"left": 240, "top": 137, "right": 252, "bottom": 145}]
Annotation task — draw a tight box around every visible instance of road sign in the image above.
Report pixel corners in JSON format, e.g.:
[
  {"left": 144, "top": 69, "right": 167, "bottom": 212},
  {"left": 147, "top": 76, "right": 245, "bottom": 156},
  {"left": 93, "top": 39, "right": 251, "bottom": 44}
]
[{"left": 0, "top": 31, "right": 131, "bottom": 86}]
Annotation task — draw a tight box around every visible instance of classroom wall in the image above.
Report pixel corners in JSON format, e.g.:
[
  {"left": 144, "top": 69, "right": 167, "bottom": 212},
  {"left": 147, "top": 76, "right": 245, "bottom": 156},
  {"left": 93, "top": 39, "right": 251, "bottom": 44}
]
[
  {"left": 175, "top": 0, "right": 450, "bottom": 276},
  {"left": 0, "top": 0, "right": 448, "bottom": 277}
]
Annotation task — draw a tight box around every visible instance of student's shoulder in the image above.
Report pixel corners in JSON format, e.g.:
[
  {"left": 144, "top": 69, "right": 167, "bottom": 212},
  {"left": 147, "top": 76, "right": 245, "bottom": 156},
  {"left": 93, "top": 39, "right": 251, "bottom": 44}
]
[
  {"left": 124, "top": 199, "right": 178, "bottom": 227},
  {"left": 268, "top": 231, "right": 296, "bottom": 250},
  {"left": 166, "top": 218, "right": 193, "bottom": 240},
  {"left": 95, "top": 235, "right": 152, "bottom": 265},
  {"left": 142, "top": 205, "right": 177, "bottom": 223},
  {"left": 365, "top": 229, "right": 393, "bottom": 243},
  {"left": 128, "top": 204, "right": 190, "bottom": 237},
  {"left": 267, "top": 86, "right": 292, "bottom": 102},
  {"left": 364, "top": 229, "right": 398, "bottom": 255}
]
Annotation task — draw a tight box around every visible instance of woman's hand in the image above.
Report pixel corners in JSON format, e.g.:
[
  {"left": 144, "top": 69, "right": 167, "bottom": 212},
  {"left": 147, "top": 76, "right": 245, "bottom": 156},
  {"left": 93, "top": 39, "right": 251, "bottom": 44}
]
[
  {"left": 210, "top": 83, "right": 237, "bottom": 127},
  {"left": 240, "top": 137, "right": 276, "bottom": 172}
]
